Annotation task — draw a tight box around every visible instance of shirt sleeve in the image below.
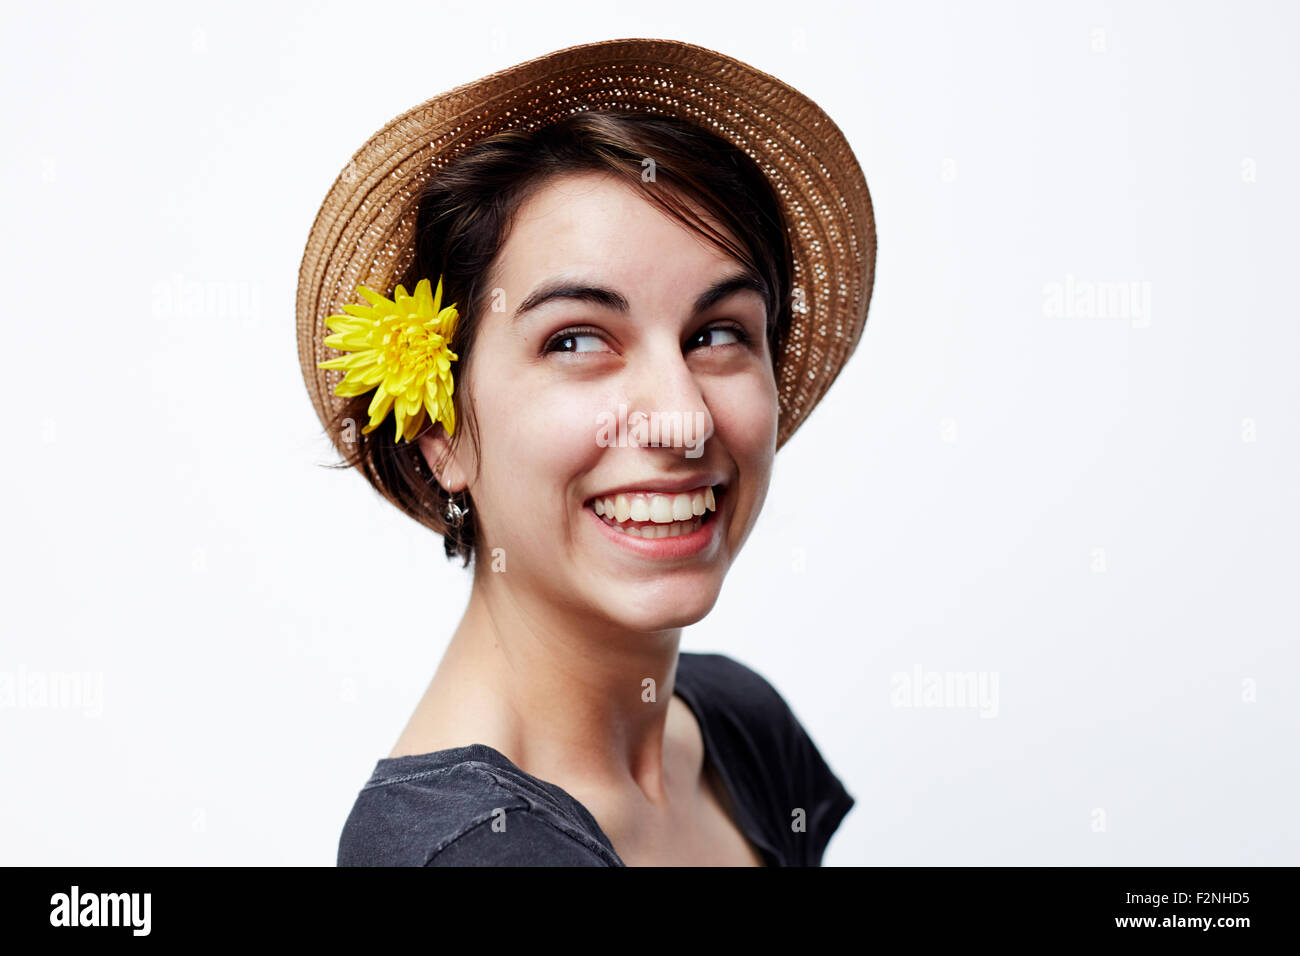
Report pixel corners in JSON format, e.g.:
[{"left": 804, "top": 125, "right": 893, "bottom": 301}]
[
  {"left": 424, "top": 809, "right": 613, "bottom": 866},
  {"left": 338, "top": 764, "right": 619, "bottom": 867},
  {"left": 686, "top": 653, "right": 856, "bottom": 866},
  {"left": 783, "top": 703, "right": 856, "bottom": 865}
]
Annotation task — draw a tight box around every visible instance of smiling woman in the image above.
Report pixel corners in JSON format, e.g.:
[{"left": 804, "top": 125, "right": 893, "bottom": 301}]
[{"left": 297, "top": 38, "right": 875, "bottom": 867}]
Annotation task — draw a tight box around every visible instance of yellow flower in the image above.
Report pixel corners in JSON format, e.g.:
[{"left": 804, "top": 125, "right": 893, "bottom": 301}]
[{"left": 317, "top": 276, "right": 460, "bottom": 442}]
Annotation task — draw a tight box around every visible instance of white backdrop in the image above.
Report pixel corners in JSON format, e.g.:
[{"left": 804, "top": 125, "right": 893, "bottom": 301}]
[{"left": 2, "top": 0, "right": 1296, "bottom": 866}]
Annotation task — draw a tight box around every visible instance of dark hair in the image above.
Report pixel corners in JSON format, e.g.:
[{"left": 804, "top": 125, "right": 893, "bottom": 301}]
[{"left": 324, "top": 109, "right": 793, "bottom": 566}]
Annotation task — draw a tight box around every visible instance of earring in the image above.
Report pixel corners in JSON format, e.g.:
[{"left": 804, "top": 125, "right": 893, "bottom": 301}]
[{"left": 444, "top": 493, "right": 470, "bottom": 527}]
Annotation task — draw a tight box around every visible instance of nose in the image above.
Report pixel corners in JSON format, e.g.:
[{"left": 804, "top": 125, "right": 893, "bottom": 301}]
[{"left": 622, "top": 336, "right": 715, "bottom": 457}]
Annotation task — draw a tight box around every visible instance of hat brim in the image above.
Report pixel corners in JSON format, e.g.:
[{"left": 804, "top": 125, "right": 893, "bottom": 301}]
[{"left": 297, "top": 37, "right": 875, "bottom": 455}]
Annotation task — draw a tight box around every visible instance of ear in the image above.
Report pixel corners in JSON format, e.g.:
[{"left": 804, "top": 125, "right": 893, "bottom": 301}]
[{"left": 417, "top": 423, "right": 469, "bottom": 493}]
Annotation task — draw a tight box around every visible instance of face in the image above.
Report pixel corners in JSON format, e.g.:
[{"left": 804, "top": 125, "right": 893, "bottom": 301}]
[{"left": 422, "top": 170, "right": 779, "bottom": 631}]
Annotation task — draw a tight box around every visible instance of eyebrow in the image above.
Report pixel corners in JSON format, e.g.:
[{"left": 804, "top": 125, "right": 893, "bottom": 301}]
[{"left": 512, "top": 270, "right": 768, "bottom": 324}]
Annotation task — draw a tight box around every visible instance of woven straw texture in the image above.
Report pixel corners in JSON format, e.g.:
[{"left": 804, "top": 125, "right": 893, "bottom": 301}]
[{"left": 297, "top": 37, "right": 875, "bottom": 459}]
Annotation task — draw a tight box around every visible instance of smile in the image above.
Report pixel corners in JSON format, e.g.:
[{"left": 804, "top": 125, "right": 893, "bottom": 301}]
[
  {"left": 589, "top": 485, "right": 721, "bottom": 539},
  {"left": 584, "top": 482, "right": 726, "bottom": 559}
]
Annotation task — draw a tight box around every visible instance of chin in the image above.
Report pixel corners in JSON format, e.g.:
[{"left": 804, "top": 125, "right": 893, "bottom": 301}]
[{"left": 600, "top": 581, "right": 724, "bottom": 633}]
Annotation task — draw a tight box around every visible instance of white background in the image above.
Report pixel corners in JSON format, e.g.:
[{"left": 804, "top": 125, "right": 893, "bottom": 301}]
[{"left": 2, "top": 0, "right": 1296, "bottom": 866}]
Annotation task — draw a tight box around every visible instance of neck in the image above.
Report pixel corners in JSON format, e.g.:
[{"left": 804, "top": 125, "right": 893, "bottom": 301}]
[{"left": 430, "top": 558, "right": 686, "bottom": 803}]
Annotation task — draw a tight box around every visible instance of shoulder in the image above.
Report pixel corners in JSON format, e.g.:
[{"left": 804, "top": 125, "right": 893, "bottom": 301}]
[
  {"left": 676, "top": 651, "right": 804, "bottom": 733},
  {"left": 336, "top": 748, "right": 617, "bottom": 867},
  {"left": 422, "top": 808, "right": 610, "bottom": 866}
]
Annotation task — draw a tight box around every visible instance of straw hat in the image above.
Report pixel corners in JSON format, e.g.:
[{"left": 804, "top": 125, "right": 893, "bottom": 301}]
[{"left": 297, "top": 37, "right": 876, "bottom": 456}]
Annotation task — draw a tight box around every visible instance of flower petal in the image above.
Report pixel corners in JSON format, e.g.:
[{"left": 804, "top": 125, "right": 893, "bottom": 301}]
[
  {"left": 389, "top": 368, "right": 417, "bottom": 394},
  {"left": 355, "top": 285, "right": 390, "bottom": 308},
  {"left": 414, "top": 278, "right": 433, "bottom": 317},
  {"left": 367, "top": 383, "right": 394, "bottom": 422},
  {"left": 334, "top": 376, "right": 376, "bottom": 398},
  {"left": 324, "top": 330, "right": 375, "bottom": 350},
  {"left": 440, "top": 307, "right": 459, "bottom": 341},
  {"left": 402, "top": 409, "right": 425, "bottom": 443},
  {"left": 340, "top": 303, "right": 379, "bottom": 320},
  {"left": 319, "top": 350, "right": 377, "bottom": 371},
  {"left": 357, "top": 363, "right": 387, "bottom": 386}
]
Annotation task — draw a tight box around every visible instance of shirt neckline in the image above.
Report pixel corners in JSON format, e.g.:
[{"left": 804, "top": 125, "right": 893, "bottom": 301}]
[
  {"left": 672, "top": 665, "right": 782, "bottom": 866},
  {"left": 369, "top": 652, "right": 782, "bottom": 866}
]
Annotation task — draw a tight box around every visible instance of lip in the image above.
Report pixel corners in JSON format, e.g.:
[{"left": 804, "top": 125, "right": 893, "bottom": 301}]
[
  {"left": 586, "top": 489, "right": 724, "bottom": 559},
  {"left": 584, "top": 475, "right": 727, "bottom": 504}
]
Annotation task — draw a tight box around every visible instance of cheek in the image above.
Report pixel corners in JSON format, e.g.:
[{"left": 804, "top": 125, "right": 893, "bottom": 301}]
[
  {"left": 706, "top": 370, "right": 777, "bottom": 545},
  {"left": 471, "top": 361, "right": 600, "bottom": 514},
  {"left": 706, "top": 368, "right": 779, "bottom": 460}
]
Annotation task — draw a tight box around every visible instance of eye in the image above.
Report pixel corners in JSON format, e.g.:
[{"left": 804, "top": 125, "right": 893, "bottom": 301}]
[
  {"left": 687, "top": 323, "right": 751, "bottom": 351},
  {"left": 542, "top": 321, "right": 754, "bottom": 357},
  {"left": 543, "top": 327, "right": 609, "bottom": 355}
]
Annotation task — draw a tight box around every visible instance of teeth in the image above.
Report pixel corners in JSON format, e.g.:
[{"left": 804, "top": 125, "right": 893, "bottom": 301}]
[
  {"left": 614, "top": 517, "right": 703, "bottom": 538},
  {"left": 591, "top": 485, "right": 720, "bottom": 526}
]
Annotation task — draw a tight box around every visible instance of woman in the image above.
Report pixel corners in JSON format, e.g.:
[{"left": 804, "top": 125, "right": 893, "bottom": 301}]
[{"left": 297, "top": 39, "right": 876, "bottom": 866}]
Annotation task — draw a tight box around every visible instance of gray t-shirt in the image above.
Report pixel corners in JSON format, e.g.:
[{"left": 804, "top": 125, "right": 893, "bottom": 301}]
[{"left": 337, "top": 651, "right": 854, "bottom": 866}]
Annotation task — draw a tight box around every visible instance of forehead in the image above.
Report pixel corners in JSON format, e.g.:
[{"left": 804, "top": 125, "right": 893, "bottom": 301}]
[{"left": 491, "top": 170, "right": 740, "bottom": 291}]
